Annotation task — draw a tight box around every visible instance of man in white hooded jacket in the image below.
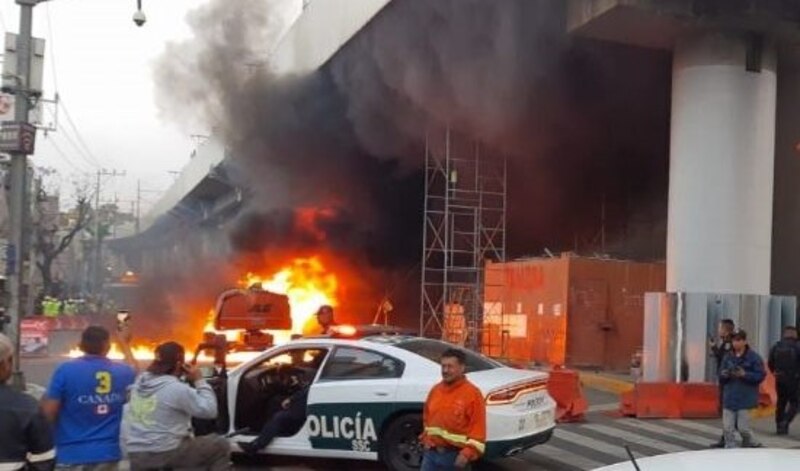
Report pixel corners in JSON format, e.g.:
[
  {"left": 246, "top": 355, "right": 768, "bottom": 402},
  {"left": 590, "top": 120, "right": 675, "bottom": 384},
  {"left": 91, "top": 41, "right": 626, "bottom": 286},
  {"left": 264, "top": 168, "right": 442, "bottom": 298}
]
[{"left": 125, "top": 342, "right": 230, "bottom": 471}]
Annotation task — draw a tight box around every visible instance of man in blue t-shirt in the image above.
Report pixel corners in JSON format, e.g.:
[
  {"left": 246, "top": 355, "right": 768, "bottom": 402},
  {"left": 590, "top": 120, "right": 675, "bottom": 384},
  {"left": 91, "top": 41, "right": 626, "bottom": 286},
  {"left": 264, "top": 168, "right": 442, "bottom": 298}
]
[{"left": 43, "top": 325, "right": 137, "bottom": 470}]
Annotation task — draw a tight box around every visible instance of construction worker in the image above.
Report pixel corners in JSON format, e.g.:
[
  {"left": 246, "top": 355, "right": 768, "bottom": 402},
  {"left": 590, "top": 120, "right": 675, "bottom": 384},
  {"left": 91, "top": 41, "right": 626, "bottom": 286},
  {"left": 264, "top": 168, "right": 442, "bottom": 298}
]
[
  {"left": 419, "top": 348, "right": 486, "bottom": 470},
  {"left": 301, "top": 305, "right": 337, "bottom": 336},
  {"left": 43, "top": 297, "right": 59, "bottom": 318}
]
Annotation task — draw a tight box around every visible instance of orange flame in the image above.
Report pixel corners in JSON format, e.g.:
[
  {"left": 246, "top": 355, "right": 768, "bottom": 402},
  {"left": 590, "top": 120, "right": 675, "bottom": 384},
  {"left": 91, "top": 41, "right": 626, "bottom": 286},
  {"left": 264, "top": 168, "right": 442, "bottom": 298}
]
[
  {"left": 66, "top": 343, "right": 262, "bottom": 365},
  {"left": 67, "top": 256, "right": 340, "bottom": 363},
  {"left": 242, "top": 256, "right": 338, "bottom": 338}
]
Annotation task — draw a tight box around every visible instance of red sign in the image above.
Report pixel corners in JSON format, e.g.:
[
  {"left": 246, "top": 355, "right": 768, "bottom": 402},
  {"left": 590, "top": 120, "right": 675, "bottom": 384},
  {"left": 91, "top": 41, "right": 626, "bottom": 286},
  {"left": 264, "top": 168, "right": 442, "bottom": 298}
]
[
  {"left": 20, "top": 318, "right": 49, "bottom": 357},
  {"left": 0, "top": 121, "right": 36, "bottom": 154}
]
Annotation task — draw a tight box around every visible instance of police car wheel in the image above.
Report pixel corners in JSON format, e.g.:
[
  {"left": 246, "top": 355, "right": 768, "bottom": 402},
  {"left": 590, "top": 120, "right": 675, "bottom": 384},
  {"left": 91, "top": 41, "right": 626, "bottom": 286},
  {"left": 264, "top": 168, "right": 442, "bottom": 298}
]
[{"left": 380, "top": 413, "right": 424, "bottom": 471}]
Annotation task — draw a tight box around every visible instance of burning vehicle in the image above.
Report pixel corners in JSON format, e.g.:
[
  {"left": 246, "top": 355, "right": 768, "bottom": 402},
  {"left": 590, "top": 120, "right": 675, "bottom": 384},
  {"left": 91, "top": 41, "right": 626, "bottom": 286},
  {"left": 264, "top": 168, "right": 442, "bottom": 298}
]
[{"left": 191, "top": 286, "right": 293, "bottom": 370}]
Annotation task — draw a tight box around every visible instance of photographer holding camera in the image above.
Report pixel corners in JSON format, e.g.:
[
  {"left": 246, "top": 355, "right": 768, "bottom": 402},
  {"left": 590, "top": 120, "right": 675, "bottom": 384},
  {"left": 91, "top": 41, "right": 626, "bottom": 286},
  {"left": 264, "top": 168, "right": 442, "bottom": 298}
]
[
  {"left": 719, "top": 330, "right": 766, "bottom": 448},
  {"left": 125, "top": 342, "right": 230, "bottom": 471}
]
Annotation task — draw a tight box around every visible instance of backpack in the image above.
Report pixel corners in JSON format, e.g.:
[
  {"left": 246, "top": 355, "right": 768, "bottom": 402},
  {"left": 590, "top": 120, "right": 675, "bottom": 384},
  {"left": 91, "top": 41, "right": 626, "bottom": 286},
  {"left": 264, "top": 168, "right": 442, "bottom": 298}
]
[{"left": 773, "top": 342, "right": 799, "bottom": 378}]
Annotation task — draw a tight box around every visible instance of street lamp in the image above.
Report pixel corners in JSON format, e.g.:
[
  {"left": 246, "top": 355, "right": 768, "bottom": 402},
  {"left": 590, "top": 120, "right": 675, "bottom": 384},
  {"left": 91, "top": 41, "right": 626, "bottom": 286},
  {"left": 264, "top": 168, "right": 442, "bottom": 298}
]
[{"left": 132, "top": 0, "right": 146, "bottom": 27}]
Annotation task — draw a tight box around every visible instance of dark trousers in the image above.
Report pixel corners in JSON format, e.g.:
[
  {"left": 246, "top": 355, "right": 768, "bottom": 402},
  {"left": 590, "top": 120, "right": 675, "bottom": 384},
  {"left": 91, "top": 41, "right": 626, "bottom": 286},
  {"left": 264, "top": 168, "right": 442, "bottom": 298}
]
[
  {"left": 776, "top": 380, "right": 799, "bottom": 427},
  {"left": 250, "top": 409, "right": 305, "bottom": 450},
  {"left": 129, "top": 435, "right": 230, "bottom": 471}
]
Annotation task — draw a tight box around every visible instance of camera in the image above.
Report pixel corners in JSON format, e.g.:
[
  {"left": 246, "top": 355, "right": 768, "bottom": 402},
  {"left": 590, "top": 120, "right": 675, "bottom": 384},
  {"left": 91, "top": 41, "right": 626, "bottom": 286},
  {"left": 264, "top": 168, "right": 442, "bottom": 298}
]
[{"left": 132, "top": 10, "right": 146, "bottom": 27}]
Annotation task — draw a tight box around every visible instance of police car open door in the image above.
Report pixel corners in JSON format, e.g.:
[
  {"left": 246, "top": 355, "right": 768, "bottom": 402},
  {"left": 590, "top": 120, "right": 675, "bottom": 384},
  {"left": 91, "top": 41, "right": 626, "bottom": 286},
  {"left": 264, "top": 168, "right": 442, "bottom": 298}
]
[{"left": 307, "top": 345, "right": 404, "bottom": 458}]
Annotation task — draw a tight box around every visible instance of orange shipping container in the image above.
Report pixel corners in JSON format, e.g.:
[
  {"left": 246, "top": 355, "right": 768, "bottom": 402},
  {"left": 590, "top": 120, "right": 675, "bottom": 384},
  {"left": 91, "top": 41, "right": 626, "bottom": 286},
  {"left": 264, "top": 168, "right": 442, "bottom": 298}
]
[{"left": 483, "top": 254, "right": 665, "bottom": 372}]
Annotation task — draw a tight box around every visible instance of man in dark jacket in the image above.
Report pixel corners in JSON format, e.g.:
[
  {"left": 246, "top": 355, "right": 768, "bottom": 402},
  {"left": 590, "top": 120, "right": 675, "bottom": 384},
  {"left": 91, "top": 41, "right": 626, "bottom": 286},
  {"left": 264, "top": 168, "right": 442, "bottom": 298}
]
[
  {"left": 237, "top": 381, "right": 310, "bottom": 454},
  {"left": 768, "top": 326, "right": 800, "bottom": 435},
  {"left": 719, "top": 330, "right": 766, "bottom": 448},
  {"left": 0, "top": 333, "right": 55, "bottom": 471},
  {"left": 709, "top": 318, "right": 736, "bottom": 448}
]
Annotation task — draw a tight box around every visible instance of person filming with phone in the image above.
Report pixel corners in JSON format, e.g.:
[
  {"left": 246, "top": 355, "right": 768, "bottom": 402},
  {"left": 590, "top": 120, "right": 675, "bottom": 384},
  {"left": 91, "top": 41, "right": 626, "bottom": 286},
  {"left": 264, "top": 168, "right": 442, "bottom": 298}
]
[
  {"left": 125, "top": 342, "right": 230, "bottom": 471},
  {"left": 718, "top": 330, "right": 766, "bottom": 448}
]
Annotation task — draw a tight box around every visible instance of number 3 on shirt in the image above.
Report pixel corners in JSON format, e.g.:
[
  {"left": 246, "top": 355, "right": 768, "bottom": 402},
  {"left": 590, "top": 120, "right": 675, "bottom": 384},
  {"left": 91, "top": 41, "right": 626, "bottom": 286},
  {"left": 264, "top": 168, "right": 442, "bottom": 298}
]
[{"left": 95, "top": 371, "right": 112, "bottom": 394}]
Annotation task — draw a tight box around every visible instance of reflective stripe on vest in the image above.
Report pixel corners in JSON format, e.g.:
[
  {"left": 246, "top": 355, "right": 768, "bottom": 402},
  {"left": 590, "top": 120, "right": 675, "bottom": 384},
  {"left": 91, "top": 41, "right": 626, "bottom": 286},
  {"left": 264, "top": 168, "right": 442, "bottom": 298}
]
[{"left": 424, "top": 426, "right": 486, "bottom": 454}]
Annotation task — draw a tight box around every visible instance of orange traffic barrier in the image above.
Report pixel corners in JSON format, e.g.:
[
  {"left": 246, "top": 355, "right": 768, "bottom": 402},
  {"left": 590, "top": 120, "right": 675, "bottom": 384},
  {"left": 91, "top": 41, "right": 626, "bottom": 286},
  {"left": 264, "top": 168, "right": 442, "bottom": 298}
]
[
  {"left": 620, "top": 382, "right": 719, "bottom": 419},
  {"left": 759, "top": 368, "right": 776, "bottom": 407},
  {"left": 547, "top": 367, "right": 588, "bottom": 423}
]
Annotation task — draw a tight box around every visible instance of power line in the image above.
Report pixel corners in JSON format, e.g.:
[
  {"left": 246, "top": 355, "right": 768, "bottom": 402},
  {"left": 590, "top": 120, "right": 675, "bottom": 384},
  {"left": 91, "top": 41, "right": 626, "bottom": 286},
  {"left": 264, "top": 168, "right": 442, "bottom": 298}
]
[
  {"left": 44, "top": 2, "right": 59, "bottom": 92},
  {"left": 58, "top": 97, "right": 105, "bottom": 168},
  {"left": 44, "top": 135, "right": 90, "bottom": 173},
  {"left": 45, "top": 105, "right": 99, "bottom": 169}
]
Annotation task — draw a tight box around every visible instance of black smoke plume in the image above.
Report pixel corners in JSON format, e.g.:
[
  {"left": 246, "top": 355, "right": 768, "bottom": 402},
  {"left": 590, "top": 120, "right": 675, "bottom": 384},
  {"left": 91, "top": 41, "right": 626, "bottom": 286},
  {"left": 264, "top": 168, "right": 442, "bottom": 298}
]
[{"left": 151, "top": 0, "right": 671, "bottom": 322}]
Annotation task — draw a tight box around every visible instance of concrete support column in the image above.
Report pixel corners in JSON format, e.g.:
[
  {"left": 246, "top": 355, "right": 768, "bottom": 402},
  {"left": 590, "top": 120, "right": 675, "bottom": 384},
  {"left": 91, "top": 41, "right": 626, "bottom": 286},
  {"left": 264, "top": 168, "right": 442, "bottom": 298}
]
[
  {"left": 771, "top": 47, "right": 800, "bottom": 296},
  {"left": 667, "top": 32, "right": 777, "bottom": 294}
]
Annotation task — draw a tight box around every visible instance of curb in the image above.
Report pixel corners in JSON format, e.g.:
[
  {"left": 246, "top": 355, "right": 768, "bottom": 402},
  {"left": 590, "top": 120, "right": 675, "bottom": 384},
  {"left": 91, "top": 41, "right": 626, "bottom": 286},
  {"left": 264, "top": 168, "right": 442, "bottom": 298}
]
[{"left": 579, "top": 372, "right": 635, "bottom": 395}]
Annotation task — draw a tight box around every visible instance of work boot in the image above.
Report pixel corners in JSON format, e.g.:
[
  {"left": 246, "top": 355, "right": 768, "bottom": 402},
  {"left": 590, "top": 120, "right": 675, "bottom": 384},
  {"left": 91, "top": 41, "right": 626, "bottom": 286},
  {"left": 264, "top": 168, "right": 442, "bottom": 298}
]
[
  {"left": 237, "top": 441, "right": 261, "bottom": 455},
  {"left": 777, "top": 422, "right": 788, "bottom": 436}
]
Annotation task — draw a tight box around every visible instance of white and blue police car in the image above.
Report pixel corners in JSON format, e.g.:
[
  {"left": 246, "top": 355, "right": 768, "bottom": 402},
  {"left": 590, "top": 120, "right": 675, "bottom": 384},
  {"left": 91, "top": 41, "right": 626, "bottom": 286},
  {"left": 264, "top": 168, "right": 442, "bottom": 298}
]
[{"left": 217, "top": 327, "right": 556, "bottom": 471}]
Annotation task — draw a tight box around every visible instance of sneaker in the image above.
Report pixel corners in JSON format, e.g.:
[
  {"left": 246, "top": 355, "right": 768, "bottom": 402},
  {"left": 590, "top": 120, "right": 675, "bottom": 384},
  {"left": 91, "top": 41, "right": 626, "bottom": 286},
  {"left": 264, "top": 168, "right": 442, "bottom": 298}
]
[
  {"left": 709, "top": 440, "right": 725, "bottom": 449},
  {"left": 742, "top": 440, "right": 764, "bottom": 448}
]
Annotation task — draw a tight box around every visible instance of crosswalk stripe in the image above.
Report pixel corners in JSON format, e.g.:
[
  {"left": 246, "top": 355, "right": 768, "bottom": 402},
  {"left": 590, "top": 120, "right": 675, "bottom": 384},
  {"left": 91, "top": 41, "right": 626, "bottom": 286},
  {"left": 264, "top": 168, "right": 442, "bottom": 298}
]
[
  {"left": 554, "top": 428, "right": 634, "bottom": 460},
  {"left": 525, "top": 444, "right": 604, "bottom": 471},
  {"left": 668, "top": 419, "right": 725, "bottom": 436},
  {"left": 671, "top": 419, "right": 800, "bottom": 449},
  {"left": 580, "top": 423, "right": 690, "bottom": 453},
  {"left": 617, "top": 419, "right": 714, "bottom": 446}
]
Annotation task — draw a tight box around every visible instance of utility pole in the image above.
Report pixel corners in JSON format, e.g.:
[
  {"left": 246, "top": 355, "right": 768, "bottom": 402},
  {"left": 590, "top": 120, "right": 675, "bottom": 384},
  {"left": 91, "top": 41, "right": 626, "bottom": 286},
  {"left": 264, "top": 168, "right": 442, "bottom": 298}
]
[
  {"left": 6, "top": 0, "right": 43, "bottom": 391},
  {"left": 135, "top": 179, "right": 141, "bottom": 234},
  {"left": 92, "top": 169, "right": 125, "bottom": 295}
]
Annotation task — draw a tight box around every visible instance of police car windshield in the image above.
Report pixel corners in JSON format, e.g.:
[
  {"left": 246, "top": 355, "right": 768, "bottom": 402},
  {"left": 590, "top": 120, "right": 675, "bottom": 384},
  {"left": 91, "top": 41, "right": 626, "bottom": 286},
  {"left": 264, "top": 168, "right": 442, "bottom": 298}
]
[{"left": 393, "top": 339, "right": 500, "bottom": 372}]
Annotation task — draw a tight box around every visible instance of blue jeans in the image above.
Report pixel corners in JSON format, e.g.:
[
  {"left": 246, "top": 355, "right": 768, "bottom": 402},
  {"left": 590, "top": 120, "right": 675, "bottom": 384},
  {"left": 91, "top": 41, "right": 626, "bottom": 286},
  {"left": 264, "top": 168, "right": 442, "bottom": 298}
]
[{"left": 421, "top": 449, "right": 471, "bottom": 471}]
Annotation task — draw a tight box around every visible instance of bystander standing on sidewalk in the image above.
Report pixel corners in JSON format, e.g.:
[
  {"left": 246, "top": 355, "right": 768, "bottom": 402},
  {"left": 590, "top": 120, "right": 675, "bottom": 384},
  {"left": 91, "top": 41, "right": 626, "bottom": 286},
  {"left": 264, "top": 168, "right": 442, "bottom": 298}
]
[
  {"left": 719, "top": 330, "right": 766, "bottom": 449},
  {"left": 767, "top": 325, "right": 800, "bottom": 435},
  {"left": 0, "top": 333, "right": 55, "bottom": 471}
]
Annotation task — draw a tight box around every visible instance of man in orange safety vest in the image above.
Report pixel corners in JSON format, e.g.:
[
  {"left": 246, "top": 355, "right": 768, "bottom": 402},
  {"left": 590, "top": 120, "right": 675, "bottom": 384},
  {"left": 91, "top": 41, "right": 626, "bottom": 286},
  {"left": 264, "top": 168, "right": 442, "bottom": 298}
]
[{"left": 419, "top": 348, "right": 486, "bottom": 470}]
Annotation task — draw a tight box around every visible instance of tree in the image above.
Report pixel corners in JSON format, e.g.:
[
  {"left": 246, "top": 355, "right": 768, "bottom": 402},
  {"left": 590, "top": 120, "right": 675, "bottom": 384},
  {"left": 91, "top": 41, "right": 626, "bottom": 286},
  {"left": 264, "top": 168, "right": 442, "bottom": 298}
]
[{"left": 34, "top": 195, "right": 92, "bottom": 297}]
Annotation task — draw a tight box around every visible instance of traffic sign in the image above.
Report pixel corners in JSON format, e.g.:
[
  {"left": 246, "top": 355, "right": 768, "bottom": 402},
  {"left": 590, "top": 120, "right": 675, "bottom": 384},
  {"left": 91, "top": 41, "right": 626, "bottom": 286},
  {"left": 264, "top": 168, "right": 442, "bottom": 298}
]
[{"left": 0, "top": 121, "right": 36, "bottom": 154}]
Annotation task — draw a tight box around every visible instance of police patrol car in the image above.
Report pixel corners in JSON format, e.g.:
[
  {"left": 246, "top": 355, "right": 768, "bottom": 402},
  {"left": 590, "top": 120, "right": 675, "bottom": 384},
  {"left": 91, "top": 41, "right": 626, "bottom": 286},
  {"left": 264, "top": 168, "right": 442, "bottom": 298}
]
[
  {"left": 216, "top": 326, "right": 557, "bottom": 471},
  {"left": 596, "top": 449, "right": 800, "bottom": 470}
]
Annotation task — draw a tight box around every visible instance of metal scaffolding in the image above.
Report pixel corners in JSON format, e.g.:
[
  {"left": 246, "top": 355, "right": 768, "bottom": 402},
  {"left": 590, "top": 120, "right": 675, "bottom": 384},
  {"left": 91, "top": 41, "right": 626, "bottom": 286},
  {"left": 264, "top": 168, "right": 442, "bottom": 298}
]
[{"left": 420, "top": 126, "right": 507, "bottom": 351}]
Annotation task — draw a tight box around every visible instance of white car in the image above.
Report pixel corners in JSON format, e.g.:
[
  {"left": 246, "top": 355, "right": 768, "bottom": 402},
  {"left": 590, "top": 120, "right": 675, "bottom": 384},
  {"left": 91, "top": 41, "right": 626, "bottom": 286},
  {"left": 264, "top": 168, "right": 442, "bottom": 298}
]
[
  {"left": 210, "top": 332, "right": 556, "bottom": 471},
  {"left": 595, "top": 449, "right": 800, "bottom": 470}
]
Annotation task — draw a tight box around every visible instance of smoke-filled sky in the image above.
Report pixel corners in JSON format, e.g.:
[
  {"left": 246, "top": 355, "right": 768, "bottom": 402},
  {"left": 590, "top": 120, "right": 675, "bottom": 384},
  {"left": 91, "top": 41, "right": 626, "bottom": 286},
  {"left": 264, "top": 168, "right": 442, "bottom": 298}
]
[{"left": 154, "top": 0, "right": 671, "bottom": 268}]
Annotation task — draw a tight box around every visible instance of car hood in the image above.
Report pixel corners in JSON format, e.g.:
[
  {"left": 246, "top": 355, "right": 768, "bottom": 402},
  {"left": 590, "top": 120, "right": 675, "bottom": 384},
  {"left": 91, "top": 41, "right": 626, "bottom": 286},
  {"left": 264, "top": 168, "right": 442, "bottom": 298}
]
[
  {"left": 595, "top": 449, "right": 800, "bottom": 470},
  {"left": 467, "top": 367, "right": 548, "bottom": 395}
]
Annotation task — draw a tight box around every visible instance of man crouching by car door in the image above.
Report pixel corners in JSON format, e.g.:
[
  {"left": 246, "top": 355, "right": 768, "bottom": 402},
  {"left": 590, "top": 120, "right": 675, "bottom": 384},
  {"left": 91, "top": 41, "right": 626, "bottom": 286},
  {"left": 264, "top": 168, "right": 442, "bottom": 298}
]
[{"left": 125, "top": 342, "right": 231, "bottom": 471}]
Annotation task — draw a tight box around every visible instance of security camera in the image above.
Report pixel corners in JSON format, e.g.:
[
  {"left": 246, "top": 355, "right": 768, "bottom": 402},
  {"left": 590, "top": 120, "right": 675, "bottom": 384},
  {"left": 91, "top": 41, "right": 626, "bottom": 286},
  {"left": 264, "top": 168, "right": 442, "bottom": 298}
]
[{"left": 132, "top": 10, "right": 146, "bottom": 27}]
